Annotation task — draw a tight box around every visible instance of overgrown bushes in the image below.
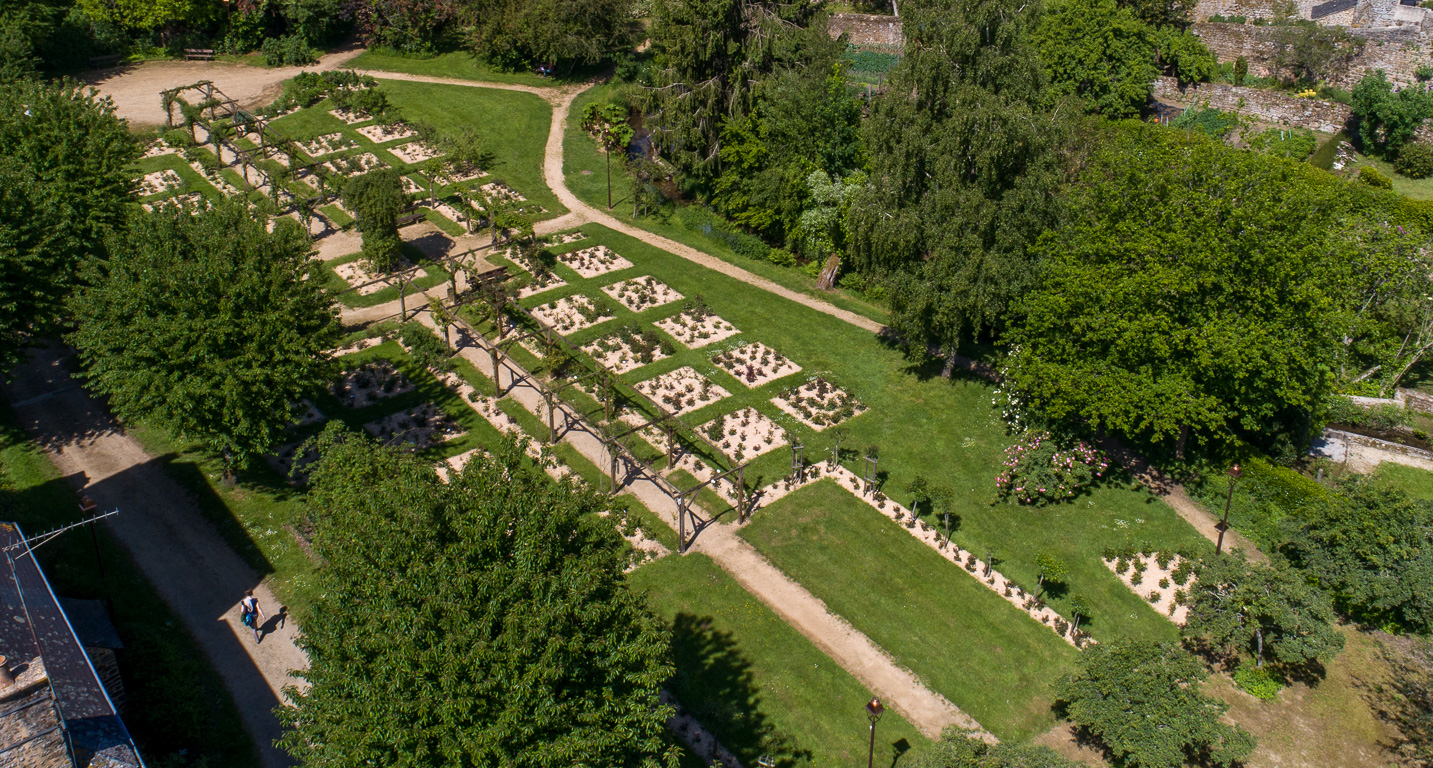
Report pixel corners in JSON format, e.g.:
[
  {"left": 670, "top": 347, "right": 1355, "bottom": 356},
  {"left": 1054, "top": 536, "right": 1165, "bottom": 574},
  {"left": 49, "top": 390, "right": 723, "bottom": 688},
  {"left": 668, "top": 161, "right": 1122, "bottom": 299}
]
[
  {"left": 1396, "top": 142, "right": 1433, "bottom": 179},
  {"left": 261, "top": 34, "right": 318, "bottom": 67}
]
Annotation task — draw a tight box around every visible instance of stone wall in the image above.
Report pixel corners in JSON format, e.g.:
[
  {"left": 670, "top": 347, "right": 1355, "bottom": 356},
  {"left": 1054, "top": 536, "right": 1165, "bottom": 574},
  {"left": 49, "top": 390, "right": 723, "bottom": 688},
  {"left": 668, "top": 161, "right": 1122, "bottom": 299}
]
[
  {"left": 1193, "top": 0, "right": 1426, "bottom": 26},
  {"left": 1192, "top": 20, "right": 1431, "bottom": 87},
  {"left": 828, "top": 12, "right": 904, "bottom": 48},
  {"left": 1152, "top": 76, "right": 1353, "bottom": 131}
]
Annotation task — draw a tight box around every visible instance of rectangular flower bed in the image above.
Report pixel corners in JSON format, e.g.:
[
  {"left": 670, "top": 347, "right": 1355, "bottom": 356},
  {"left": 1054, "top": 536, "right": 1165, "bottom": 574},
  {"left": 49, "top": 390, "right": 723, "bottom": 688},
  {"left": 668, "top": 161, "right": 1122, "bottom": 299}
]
[
  {"left": 581, "top": 325, "right": 674, "bottom": 374},
  {"left": 654, "top": 306, "right": 740, "bottom": 349},
  {"left": 601, "top": 276, "right": 684, "bottom": 313},
  {"left": 356, "top": 122, "right": 418, "bottom": 144},
  {"left": 363, "top": 403, "right": 464, "bottom": 450},
  {"left": 635, "top": 367, "right": 730, "bottom": 416},
  {"left": 556, "top": 245, "right": 634, "bottom": 279},
  {"left": 388, "top": 142, "right": 443, "bottom": 165},
  {"left": 335, "top": 360, "right": 414, "bottom": 407},
  {"left": 711, "top": 342, "right": 801, "bottom": 388},
  {"left": 700, "top": 407, "right": 788, "bottom": 462},
  {"left": 531, "top": 293, "right": 614, "bottom": 335},
  {"left": 771, "top": 376, "right": 866, "bottom": 431},
  {"left": 298, "top": 132, "right": 356, "bottom": 158},
  {"left": 323, "top": 152, "right": 386, "bottom": 176},
  {"left": 139, "top": 169, "right": 183, "bottom": 196}
]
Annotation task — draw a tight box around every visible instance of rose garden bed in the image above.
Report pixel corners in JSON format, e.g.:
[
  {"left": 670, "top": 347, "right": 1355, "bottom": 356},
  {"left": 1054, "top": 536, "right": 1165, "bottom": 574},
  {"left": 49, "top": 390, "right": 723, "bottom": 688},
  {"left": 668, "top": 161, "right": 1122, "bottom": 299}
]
[
  {"left": 140, "top": 169, "right": 183, "bottom": 196},
  {"left": 388, "top": 142, "right": 443, "bottom": 165},
  {"left": 355, "top": 122, "right": 418, "bottom": 143},
  {"left": 530, "top": 294, "right": 614, "bottom": 335},
  {"left": 635, "top": 367, "right": 730, "bottom": 416},
  {"left": 601, "top": 276, "right": 684, "bottom": 313},
  {"left": 581, "top": 325, "right": 674, "bottom": 374},
  {"left": 556, "top": 245, "right": 634, "bottom": 279},
  {"left": 700, "top": 407, "right": 788, "bottom": 462},
  {"left": 1103, "top": 551, "right": 1196, "bottom": 625},
  {"left": 654, "top": 303, "right": 740, "bottom": 349},
  {"left": 363, "top": 403, "right": 464, "bottom": 450},
  {"left": 298, "top": 132, "right": 356, "bottom": 157},
  {"left": 323, "top": 152, "right": 386, "bottom": 176},
  {"left": 771, "top": 376, "right": 865, "bottom": 430},
  {"left": 335, "top": 360, "right": 415, "bottom": 407},
  {"left": 329, "top": 107, "right": 374, "bottom": 124},
  {"left": 711, "top": 342, "right": 801, "bottom": 388}
]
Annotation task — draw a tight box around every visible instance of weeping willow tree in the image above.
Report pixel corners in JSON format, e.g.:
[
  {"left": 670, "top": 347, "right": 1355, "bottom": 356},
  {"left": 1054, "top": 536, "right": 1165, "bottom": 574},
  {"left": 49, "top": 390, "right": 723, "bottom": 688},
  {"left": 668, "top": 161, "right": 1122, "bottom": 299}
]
[{"left": 642, "top": 0, "right": 818, "bottom": 185}]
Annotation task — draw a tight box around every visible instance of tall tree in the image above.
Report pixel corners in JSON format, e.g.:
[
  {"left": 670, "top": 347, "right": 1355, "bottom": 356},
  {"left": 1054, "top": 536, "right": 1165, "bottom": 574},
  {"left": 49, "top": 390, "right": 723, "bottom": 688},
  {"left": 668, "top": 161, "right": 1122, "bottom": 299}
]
[
  {"left": 0, "top": 77, "right": 137, "bottom": 377},
  {"left": 342, "top": 167, "right": 407, "bottom": 272},
  {"left": 464, "top": 0, "right": 638, "bottom": 72},
  {"left": 1280, "top": 475, "right": 1433, "bottom": 633},
  {"left": 1056, "top": 641, "right": 1256, "bottom": 768},
  {"left": 1004, "top": 123, "right": 1366, "bottom": 456},
  {"left": 845, "top": 0, "right": 1066, "bottom": 372},
  {"left": 68, "top": 202, "right": 338, "bottom": 475},
  {"left": 279, "top": 426, "right": 677, "bottom": 767},
  {"left": 1183, "top": 556, "right": 1345, "bottom": 670},
  {"left": 644, "top": 0, "right": 819, "bottom": 184}
]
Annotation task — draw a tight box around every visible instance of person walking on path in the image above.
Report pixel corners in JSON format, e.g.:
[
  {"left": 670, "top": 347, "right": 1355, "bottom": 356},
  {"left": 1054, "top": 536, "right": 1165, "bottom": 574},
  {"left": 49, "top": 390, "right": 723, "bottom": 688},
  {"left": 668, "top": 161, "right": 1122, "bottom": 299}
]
[{"left": 241, "top": 589, "right": 266, "bottom": 643}]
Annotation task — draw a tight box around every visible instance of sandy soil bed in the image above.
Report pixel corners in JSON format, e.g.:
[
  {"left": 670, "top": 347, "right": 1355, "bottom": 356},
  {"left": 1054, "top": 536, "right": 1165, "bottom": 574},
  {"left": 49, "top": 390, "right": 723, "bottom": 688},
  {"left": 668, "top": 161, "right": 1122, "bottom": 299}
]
[
  {"left": 323, "top": 152, "right": 385, "bottom": 176},
  {"left": 140, "top": 169, "right": 183, "bottom": 196},
  {"left": 635, "top": 367, "right": 730, "bottom": 416},
  {"left": 654, "top": 309, "right": 740, "bottom": 349},
  {"left": 557, "top": 245, "right": 634, "bottom": 279},
  {"left": 531, "top": 294, "right": 614, "bottom": 335},
  {"left": 363, "top": 403, "right": 464, "bottom": 450},
  {"left": 388, "top": 142, "right": 442, "bottom": 164},
  {"left": 334, "top": 360, "right": 414, "bottom": 407},
  {"left": 298, "top": 132, "right": 355, "bottom": 157},
  {"left": 1104, "top": 553, "right": 1195, "bottom": 625},
  {"left": 711, "top": 342, "right": 801, "bottom": 388},
  {"left": 771, "top": 376, "right": 866, "bottom": 431},
  {"left": 601, "top": 276, "right": 684, "bottom": 313},
  {"left": 700, "top": 407, "right": 788, "bottom": 462},
  {"left": 334, "top": 260, "right": 428, "bottom": 295},
  {"left": 356, "top": 123, "right": 417, "bottom": 143},
  {"left": 581, "top": 329, "right": 672, "bottom": 374}
]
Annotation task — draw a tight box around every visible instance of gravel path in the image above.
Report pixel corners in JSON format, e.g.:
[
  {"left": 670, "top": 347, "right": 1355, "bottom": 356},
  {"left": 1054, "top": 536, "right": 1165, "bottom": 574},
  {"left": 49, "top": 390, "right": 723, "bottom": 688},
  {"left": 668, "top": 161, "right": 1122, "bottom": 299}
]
[
  {"left": 85, "top": 46, "right": 365, "bottom": 128},
  {"left": 4, "top": 346, "right": 306, "bottom": 768}
]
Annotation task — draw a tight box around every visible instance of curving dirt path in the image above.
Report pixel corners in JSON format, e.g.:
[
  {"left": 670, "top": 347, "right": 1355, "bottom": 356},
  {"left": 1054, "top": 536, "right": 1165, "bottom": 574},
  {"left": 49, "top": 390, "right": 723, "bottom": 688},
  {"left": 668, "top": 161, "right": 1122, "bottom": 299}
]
[{"left": 5, "top": 346, "right": 306, "bottom": 768}]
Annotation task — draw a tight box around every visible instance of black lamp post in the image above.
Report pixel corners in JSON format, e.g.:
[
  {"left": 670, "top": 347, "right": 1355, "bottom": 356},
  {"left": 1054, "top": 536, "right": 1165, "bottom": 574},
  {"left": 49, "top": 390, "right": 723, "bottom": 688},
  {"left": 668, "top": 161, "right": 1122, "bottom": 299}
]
[
  {"left": 1215, "top": 463, "right": 1242, "bottom": 555},
  {"left": 865, "top": 697, "right": 885, "bottom": 768}
]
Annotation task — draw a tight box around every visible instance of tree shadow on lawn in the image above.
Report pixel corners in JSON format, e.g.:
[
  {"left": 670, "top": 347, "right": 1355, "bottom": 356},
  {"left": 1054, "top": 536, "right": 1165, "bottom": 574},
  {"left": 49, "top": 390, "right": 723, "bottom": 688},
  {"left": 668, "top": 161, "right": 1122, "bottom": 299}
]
[{"left": 668, "top": 612, "right": 811, "bottom": 767}]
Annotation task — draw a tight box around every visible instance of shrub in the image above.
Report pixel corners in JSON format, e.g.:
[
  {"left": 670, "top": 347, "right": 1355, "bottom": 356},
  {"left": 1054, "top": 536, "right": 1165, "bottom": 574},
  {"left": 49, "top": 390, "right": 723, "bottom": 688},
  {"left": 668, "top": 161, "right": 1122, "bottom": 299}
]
[
  {"left": 994, "top": 431, "right": 1109, "bottom": 505},
  {"left": 1247, "top": 128, "right": 1318, "bottom": 161},
  {"left": 1396, "top": 142, "right": 1433, "bottom": 179},
  {"left": 400, "top": 323, "right": 454, "bottom": 373},
  {"left": 1233, "top": 660, "right": 1284, "bottom": 701},
  {"left": 1171, "top": 104, "right": 1240, "bottom": 139},
  {"left": 1361, "top": 165, "right": 1394, "bottom": 189},
  {"left": 768, "top": 247, "right": 796, "bottom": 267},
  {"left": 261, "top": 34, "right": 319, "bottom": 67}
]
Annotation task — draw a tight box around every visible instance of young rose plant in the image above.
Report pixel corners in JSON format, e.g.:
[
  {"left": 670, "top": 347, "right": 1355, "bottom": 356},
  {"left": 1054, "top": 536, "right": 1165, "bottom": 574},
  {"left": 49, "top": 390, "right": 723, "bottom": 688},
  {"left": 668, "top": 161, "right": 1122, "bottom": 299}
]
[{"left": 995, "top": 431, "right": 1109, "bottom": 505}]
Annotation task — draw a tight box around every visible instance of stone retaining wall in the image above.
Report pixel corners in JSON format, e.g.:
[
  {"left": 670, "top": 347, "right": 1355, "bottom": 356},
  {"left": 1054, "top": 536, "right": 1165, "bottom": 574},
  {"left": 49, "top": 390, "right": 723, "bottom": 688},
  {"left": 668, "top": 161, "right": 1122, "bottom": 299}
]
[
  {"left": 1193, "top": 21, "right": 1431, "bottom": 87},
  {"left": 828, "top": 12, "right": 904, "bottom": 48},
  {"left": 1151, "top": 76, "right": 1353, "bottom": 132}
]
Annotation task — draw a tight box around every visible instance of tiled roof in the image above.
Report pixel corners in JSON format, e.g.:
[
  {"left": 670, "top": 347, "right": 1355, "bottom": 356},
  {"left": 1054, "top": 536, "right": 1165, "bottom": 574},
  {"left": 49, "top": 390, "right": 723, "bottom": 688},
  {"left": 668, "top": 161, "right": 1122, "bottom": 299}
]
[{"left": 0, "top": 523, "right": 142, "bottom": 768}]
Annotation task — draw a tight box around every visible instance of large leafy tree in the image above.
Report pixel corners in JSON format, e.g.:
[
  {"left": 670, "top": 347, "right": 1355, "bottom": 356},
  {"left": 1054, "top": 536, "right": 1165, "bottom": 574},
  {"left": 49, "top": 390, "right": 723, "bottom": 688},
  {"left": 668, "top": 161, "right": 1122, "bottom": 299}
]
[
  {"left": 1035, "top": 0, "right": 1159, "bottom": 118},
  {"left": 1281, "top": 475, "right": 1433, "bottom": 633},
  {"left": 69, "top": 202, "right": 338, "bottom": 474},
  {"left": 465, "top": 0, "right": 638, "bottom": 72},
  {"left": 845, "top": 0, "right": 1066, "bottom": 372},
  {"left": 0, "top": 77, "right": 137, "bottom": 377},
  {"left": 1056, "top": 641, "right": 1255, "bottom": 768},
  {"left": 1352, "top": 70, "right": 1433, "bottom": 158},
  {"left": 1004, "top": 123, "right": 1380, "bottom": 456},
  {"left": 279, "top": 427, "right": 676, "bottom": 767},
  {"left": 1183, "top": 556, "right": 1344, "bottom": 670}
]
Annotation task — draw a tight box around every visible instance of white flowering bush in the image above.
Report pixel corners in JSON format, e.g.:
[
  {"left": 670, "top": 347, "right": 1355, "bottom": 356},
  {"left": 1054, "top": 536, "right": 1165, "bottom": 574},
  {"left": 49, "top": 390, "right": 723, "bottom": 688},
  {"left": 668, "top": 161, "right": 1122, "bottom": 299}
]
[{"left": 995, "top": 431, "right": 1108, "bottom": 505}]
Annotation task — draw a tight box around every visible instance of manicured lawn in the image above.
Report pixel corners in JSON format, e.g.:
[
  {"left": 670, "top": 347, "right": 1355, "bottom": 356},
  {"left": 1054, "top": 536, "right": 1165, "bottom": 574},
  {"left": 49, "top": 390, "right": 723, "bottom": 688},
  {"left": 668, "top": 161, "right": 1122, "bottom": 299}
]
[
  {"left": 267, "top": 80, "right": 563, "bottom": 222},
  {"left": 1372, "top": 461, "right": 1433, "bottom": 500},
  {"left": 563, "top": 85, "right": 890, "bottom": 326},
  {"left": 739, "top": 480, "right": 1077, "bottom": 740},
  {"left": 1347, "top": 150, "right": 1433, "bottom": 201},
  {"left": 480, "top": 221, "right": 1208, "bottom": 638},
  {"left": 0, "top": 408, "right": 259, "bottom": 767},
  {"left": 629, "top": 553, "right": 928, "bottom": 766}
]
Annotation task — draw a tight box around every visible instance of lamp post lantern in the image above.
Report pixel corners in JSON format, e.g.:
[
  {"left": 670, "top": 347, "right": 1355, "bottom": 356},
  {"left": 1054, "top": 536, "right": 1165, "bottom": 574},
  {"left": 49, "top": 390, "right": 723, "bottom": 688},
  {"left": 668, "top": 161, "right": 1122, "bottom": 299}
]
[
  {"left": 1215, "top": 463, "right": 1242, "bottom": 555},
  {"left": 865, "top": 697, "right": 885, "bottom": 768}
]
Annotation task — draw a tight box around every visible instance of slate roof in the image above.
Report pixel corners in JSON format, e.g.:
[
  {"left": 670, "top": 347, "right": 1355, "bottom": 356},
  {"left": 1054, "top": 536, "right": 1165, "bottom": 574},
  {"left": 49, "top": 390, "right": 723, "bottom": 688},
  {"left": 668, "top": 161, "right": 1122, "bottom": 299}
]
[{"left": 0, "top": 523, "right": 143, "bottom": 768}]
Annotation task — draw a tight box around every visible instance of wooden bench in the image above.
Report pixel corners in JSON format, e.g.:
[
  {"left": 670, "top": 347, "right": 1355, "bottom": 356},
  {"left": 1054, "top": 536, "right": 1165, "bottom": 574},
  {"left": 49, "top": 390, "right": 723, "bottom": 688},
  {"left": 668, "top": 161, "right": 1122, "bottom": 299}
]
[
  {"left": 183, "top": 48, "right": 215, "bottom": 61},
  {"left": 396, "top": 212, "right": 426, "bottom": 228},
  {"left": 88, "top": 54, "right": 121, "bottom": 69}
]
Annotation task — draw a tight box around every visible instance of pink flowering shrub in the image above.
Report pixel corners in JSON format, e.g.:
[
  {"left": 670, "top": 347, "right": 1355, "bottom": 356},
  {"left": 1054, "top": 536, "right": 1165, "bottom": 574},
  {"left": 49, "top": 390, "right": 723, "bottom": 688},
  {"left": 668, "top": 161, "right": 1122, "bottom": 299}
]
[{"left": 995, "top": 431, "right": 1108, "bottom": 505}]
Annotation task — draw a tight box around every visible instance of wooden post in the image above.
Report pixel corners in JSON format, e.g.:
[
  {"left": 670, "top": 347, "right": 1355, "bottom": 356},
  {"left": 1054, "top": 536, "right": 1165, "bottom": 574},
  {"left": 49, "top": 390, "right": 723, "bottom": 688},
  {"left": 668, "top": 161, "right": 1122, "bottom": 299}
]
[
  {"left": 545, "top": 389, "right": 556, "bottom": 444},
  {"left": 677, "top": 495, "right": 688, "bottom": 554},
  {"left": 737, "top": 464, "right": 747, "bottom": 522},
  {"left": 609, "top": 439, "right": 619, "bottom": 493},
  {"left": 489, "top": 346, "right": 502, "bottom": 397}
]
